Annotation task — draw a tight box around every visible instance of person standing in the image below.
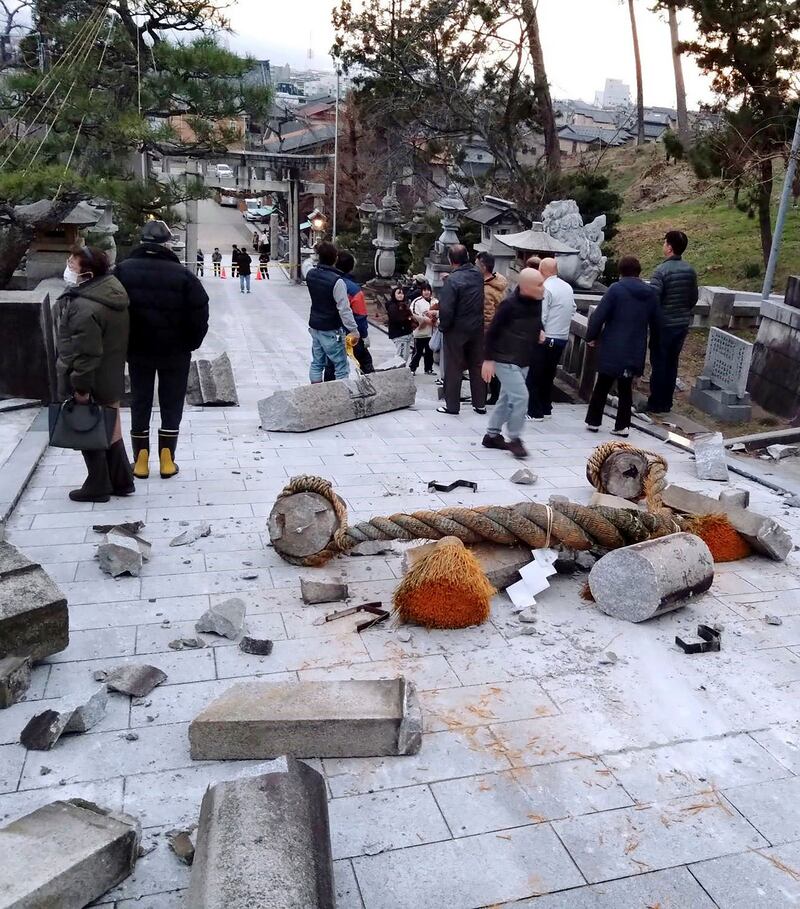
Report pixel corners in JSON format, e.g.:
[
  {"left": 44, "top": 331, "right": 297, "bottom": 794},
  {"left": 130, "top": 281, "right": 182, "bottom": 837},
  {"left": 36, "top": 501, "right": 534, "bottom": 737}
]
[
  {"left": 238, "top": 249, "right": 252, "bottom": 294},
  {"left": 212, "top": 247, "right": 222, "bottom": 277},
  {"left": 259, "top": 247, "right": 270, "bottom": 280},
  {"left": 585, "top": 256, "right": 661, "bottom": 435},
  {"left": 252, "top": 230, "right": 260, "bottom": 252},
  {"left": 306, "top": 240, "right": 359, "bottom": 382},
  {"left": 196, "top": 248, "right": 204, "bottom": 277},
  {"left": 115, "top": 220, "right": 209, "bottom": 480},
  {"left": 336, "top": 251, "right": 373, "bottom": 373},
  {"left": 437, "top": 245, "right": 487, "bottom": 415},
  {"left": 527, "top": 257, "right": 576, "bottom": 421},
  {"left": 231, "top": 244, "right": 240, "bottom": 278},
  {"left": 385, "top": 286, "right": 416, "bottom": 364},
  {"left": 481, "top": 269, "right": 544, "bottom": 460},
  {"left": 409, "top": 284, "right": 436, "bottom": 375},
  {"left": 55, "top": 246, "right": 135, "bottom": 502},
  {"left": 476, "top": 252, "right": 508, "bottom": 405},
  {"left": 646, "top": 229, "right": 698, "bottom": 413}
]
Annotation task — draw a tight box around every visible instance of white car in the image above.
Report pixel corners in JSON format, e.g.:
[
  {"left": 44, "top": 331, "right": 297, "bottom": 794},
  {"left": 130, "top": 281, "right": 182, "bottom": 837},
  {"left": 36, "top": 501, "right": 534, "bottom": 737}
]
[{"left": 215, "top": 164, "right": 234, "bottom": 179}]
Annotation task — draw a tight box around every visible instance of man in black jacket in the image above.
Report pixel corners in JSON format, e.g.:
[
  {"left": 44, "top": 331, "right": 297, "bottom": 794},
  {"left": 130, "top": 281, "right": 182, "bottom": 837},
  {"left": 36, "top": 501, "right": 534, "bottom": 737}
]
[
  {"left": 481, "top": 269, "right": 544, "bottom": 459},
  {"left": 437, "top": 245, "right": 486, "bottom": 415},
  {"left": 115, "top": 220, "right": 209, "bottom": 480},
  {"left": 646, "top": 229, "right": 698, "bottom": 413}
]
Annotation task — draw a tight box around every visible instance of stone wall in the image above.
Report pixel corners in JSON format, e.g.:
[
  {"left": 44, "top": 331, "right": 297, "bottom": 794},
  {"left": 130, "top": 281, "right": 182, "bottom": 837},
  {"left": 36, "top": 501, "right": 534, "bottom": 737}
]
[
  {"left": 0, "top": 287, "right": 57, "bottom": 402},
  {"left": 748, "top": 299, "right": 800, "bottom": 421}
]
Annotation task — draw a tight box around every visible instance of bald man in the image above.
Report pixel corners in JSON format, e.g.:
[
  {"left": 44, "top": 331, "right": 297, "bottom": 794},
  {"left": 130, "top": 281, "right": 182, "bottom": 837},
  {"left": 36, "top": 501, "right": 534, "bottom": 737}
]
[
  {"left": 527, "top": 257, "right": 576, "bottom": 421},
  {"left": 481, "top": 268, "right": 544, "bottom": 459}
]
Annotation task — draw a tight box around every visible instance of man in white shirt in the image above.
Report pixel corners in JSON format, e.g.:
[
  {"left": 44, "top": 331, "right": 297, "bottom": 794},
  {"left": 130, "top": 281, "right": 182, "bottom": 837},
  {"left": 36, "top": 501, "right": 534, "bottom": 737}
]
[{"left": 527, "top": 257, "right": 576, "bottom": 420}]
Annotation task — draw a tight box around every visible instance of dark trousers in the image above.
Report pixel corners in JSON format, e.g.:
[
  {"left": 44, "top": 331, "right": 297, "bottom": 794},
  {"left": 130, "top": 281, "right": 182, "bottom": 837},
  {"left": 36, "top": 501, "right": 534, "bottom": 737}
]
[
  {"left": 129, "top": 351, "right": 192, "bottom": 434},
  {"left": 323, "top": 337, "right": 374, "bottom": 381},
  {"left": 196, "top": 263, "right": 204, "bottom": 276},
  {"left": 259, "top": 264, "right": 270, "bottom": 279},
  {"left": 586, "top": 373, "right": 633, "bottom": 430},
  {"left": 409, "top": 337, "right": 433, "bottom": 373},
  {"left": 648, "top": 325, "right": 689, "bottom": 412},
  {"left": 486, "top": 375, "right": 501, "bottom": 404},
  {"left": 527, "top": 338, "right": 567, "bottom": 418},
  {"left": 443, "top": 330, "right": 485, "bottom": 412},
  {"left": 213, "top": 262, "right": 221, "bottom": 276}
]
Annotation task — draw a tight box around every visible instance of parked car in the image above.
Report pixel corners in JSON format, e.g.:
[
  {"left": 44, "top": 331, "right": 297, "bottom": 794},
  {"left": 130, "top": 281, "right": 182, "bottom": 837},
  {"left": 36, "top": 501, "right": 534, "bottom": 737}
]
[{"left": 215, "top": 163, "right": 234, "bottom": 179}]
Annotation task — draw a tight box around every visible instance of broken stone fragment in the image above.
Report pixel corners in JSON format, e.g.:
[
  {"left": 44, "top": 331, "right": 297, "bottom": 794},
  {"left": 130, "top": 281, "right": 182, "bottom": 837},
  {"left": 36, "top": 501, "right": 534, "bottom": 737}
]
[
  {"left": 0, "top": 799, "right": 141, "bottom": 907},
  {"left": 195, "top": 599, "right": 246, "bottom": 640},
  {"left": 239, "top": 636, "right": 273, "bottom": 656},
  {"left": 510, "top": 468, "right": 537, "bottom": 485},
  {"left": 92, "top": 521, "right": 145, "bottom": 535},
  {"left": 20, "top": 687, "right": 109, "bottom": 749},
  {"left": 186, "top": 352, "right": 239, "bottom": 406},
  {"left": 693, "top": 431, "right": 730, "bottom": 482},
  {"left": 105, "top": 663, "right": 168, "bottom": 698},
  {"left": 717, "top": 488, "right": 750, "bottom": 510},
  {"left": 764, "top": 614, "right": 783, "bottom": 626},
  {"left": 0, "top": 654, "right": 32, "bottom": 708},
  {"left": 300, "top": 579, "right": 349, "bottom": 605},
  {"left": 766, "top": 443, "right": 800, "bottom": 461},
  {"left": 189, "top": 677, "right": 423, "bottom": 760},
  {"left": 589, "top": 532, "right": 714, "bottom": 623},
  {"left": 64, "top": 687, "right": 109, "bottom": 733},
  {"left": 348, "top": 541, "right": 398, "bottom": 557},
  {"left": 167, "top": 827, "right": 197, "bottom": 865},
  {"left": 517, "top": 606, "right": 537, "bottom": 623},
  {"left": 169, "top": 522, "right": 212, "bottom": 547},
  {"left": 187, "top": 758, "right": 334, "bottom": 909},
  {"left": 97, "top": 530, "right": 150, "bottom": 578},
  {"left": 168, "top": 638, "right": 205, "bottom": 651}
]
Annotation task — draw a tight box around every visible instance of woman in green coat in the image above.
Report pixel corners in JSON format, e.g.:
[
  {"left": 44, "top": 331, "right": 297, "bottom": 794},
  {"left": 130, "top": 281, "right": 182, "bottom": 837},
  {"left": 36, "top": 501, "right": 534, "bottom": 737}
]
[{"left": 55, "top": 245, "right": 135, "bottom": 502}]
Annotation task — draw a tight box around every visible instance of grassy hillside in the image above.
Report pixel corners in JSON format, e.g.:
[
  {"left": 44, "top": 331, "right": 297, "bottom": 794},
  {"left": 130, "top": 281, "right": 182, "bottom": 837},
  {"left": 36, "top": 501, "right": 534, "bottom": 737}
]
[{"left": 595, "top": 144, "right": 800, "bottom": 293}]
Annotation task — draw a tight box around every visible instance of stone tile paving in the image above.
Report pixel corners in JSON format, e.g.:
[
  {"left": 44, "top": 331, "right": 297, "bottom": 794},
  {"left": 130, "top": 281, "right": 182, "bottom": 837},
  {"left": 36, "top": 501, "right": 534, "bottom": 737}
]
[{"left": 2, "top": 274, "right": 800, "bottom": 907}]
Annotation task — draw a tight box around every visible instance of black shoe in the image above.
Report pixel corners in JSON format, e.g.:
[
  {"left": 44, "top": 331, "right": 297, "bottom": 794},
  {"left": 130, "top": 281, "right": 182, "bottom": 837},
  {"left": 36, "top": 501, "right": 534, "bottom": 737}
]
[
  {"left": 482, "top": 433, "right": 507, "bottom": 450},
  {"left": 424, "top": 371, "right": 435, "bottom": 375},
  {"left": 473, "top": 406, "right": 487, "bottom": 415},
  {"left": 106, "top": 439, "right": 135, "bottom": 496},
  {"left": 506, "top": 438, "right": 528, "bottom": 459},
  {"left": 436, "top": 406, "right": 459, "bottom": 415},
  {"left": 69, "top": 450, "right": 112, "bottom": 503}
]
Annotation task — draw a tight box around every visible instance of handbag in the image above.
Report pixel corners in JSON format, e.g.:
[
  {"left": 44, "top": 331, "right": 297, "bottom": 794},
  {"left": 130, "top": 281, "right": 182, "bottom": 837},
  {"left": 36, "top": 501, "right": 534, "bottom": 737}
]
[
  {"left": 48, "top": 398, "right": 117, "bottom": 451},
  {"left": 429, "top": 327, "right": 442, "bottom": 353}
]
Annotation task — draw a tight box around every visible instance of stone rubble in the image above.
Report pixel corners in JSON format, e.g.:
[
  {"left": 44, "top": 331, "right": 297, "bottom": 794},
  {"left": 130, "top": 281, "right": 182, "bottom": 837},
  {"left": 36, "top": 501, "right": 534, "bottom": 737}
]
[
  {"left": 510, "top": 468, "right": 538, "bottom": 485},
  {"left": 0, "top": 653, "right": 32, "bottom": 708},
  {"left": 186, "top": 352, "right": 239, "bottom": 406},
  {"left": 104, "top": 663, "right": 168, "bottom": 698},
  {"left": 170, "top": 522, "right": 212, "bottom": 547},
  {"left": 300, "top": 579, "right": 349, "bottom": 605},
  {"left": 96, "top": 528, "right": 151, "bottom": 578},
  {"left": 239, "top": 636, "right": 273, "bottom": 656},
  {"left": 195, "top": 598, "right": 247, "bottom": 639},
  {"left": 693, "top": 431, "right": 730, "bottom": 482},
  {"left": 19, "top": 687, "right": 109, "bottom": 749}
]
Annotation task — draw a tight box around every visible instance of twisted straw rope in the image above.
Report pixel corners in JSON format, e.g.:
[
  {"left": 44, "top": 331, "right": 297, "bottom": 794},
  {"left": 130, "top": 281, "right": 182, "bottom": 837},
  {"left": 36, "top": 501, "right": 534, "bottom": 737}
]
[{"left": 585, "top": 441, "right": 669, "bottom": 512}]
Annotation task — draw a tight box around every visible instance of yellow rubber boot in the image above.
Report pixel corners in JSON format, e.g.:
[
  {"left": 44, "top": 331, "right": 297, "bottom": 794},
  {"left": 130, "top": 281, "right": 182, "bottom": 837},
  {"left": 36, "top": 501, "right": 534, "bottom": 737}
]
[
  {"left": 131, "top": 433, "right": 150, "bottom": 479},
  {"left": 158, "top": 430, "right": 180, "bottom": 479}
]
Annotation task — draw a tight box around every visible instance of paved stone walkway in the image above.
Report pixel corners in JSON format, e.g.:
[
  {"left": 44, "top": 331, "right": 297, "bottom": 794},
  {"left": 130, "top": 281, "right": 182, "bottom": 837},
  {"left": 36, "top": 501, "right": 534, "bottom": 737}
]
[{"left": 3, "top": 273, "right": 800, "bottom": 908}]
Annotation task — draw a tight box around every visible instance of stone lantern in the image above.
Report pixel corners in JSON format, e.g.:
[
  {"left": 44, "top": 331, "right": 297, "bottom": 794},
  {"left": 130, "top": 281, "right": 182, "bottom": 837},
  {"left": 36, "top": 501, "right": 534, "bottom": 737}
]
[
  {"left": 372, "top": 183, "right": 403, "bottom": 279},
  {"left": 402, "top": 198, "right": 428, "bottom": 237},
  {"left": 356, "top": 194, "right": 378, "bottom": 239},
  {"left": 433, "top": 183, "right": 467, "bottom": 257}
]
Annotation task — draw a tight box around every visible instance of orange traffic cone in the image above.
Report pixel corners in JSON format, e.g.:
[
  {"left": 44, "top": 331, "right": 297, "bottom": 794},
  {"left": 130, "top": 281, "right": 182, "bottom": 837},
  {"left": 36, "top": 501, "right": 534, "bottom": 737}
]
[
  {"left": 255, "top": 268, "right": 262, "bottom": 280},
  {"left": 220, "top": 266, "right": 227, "bottom": 279}
]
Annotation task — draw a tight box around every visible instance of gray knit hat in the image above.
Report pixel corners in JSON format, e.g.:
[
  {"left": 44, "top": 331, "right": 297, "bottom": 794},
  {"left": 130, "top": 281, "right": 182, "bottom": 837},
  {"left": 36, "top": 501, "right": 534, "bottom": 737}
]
[{"left": 140, "top": 219, "right": 173, "bottom": 244}]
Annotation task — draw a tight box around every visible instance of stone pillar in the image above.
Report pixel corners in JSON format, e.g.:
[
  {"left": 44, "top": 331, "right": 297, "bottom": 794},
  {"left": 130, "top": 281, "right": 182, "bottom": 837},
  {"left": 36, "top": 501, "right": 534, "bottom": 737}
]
[
  {"left": 288, "top": 170, "right": 301, "bottom": 283},
  {"left": 270, "top": 212, "right": 279, "bottom": 260},
  {"left": 372, "top": 183, "right": 402, "bottom": 279},
  {"left": 185, "top": 159, "right": 201, "bottom": 273},
  {"left": 748, "top": 298, "right": 800, "bottom": 420}
]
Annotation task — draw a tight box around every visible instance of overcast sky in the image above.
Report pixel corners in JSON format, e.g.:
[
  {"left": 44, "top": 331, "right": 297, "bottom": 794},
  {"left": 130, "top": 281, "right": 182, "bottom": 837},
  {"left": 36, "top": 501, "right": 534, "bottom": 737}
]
[{"left": 226, "top": 0, "right": 714, "bottom": 109}]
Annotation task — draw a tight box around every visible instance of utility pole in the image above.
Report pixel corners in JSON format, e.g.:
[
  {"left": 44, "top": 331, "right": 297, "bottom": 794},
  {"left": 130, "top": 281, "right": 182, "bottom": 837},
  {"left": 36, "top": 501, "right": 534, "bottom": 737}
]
[
  {"left": 332, "top": 66, "right": 340, "bottom": 241},
  {"left": 184, "top": 159, "right": 201, "bottom": 272},
  {"left": 762, "top": 107, "right": 800, "bottom": 300}
]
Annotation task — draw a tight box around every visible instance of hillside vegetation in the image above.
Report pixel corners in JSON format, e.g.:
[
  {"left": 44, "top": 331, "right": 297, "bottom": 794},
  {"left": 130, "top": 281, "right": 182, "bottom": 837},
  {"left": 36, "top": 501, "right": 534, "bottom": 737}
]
[{"left": 591, "top": 144, "right": 800, "bottom": 293}]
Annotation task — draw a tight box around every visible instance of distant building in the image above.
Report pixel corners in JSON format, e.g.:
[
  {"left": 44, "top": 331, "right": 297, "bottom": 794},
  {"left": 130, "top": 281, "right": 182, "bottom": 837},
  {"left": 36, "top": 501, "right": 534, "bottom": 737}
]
[{"left": 594, "top": 78, "right": 631, "bottom": 109}]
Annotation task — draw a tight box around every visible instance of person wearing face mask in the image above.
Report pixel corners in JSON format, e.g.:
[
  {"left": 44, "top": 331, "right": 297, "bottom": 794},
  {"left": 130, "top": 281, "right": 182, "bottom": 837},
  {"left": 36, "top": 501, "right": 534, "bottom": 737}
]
[
  {"left": 114, "top": 220, "right": 209, "bottom": 480},
  {"left": 54, "top": 245, "right": 135, "bottom": 502}
]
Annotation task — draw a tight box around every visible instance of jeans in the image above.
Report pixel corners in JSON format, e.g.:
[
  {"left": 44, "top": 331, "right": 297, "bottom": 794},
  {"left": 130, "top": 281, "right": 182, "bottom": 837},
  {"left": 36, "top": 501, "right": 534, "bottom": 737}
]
[
  {"left": 239, "top": 274, "right": 251, "bottom": 293},
  {"left": 487, "top": 363, "right": 529, "bottom": 440},
  {"left": 528, "top": 338, "right": 567, "bottom": 417},
  {"left": 393, "top": 335, "right": 413, "bottom": 364},
  {"left": 586, "top": 373, "right": 633, "bottom": 430},
  {"left": 310, "top": 328, "right": 349, "bottom": 382},
  {"left": 648, "top": 324, "right": 688, "bottom": 412},
  {"left": 129, "top": 351, "right": 192, "bottom": 434},
  {"left": 409, "top": 337, "right": 433, "bottom": 373}
]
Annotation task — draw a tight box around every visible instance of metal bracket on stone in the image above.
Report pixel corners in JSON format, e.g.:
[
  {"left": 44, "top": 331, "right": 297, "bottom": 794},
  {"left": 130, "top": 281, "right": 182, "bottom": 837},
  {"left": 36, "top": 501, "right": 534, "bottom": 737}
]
[
  {"left": 675, "top": 624, "right": 721, "bottom": 654},
  {"left": 427, "top": 479, "right": 478, "bottom": 493},
  {"left": 313, "top": 601, "right": 389, "bottom": 632}
]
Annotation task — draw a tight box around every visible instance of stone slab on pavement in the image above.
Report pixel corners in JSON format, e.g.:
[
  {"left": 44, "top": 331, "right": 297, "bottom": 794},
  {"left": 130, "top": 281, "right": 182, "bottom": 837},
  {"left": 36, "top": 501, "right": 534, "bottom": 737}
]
[
  {"left": 0, "top": 541, "right": 68, "bottom": 661},
  {"left": 187, "top": 757, "right": 335, "bottom": 909},
  {"left": 258, "top": 367, "right": 416, "bottom": 432},
  {"left": 186, "top": 352, "right": 239, "bottom": 407},
  {"left": 0, "top": 654, "right": 31, "bottom": 708},
  {"left": 662, "top": 484, "right": 792, "bottom": 561},
  {"left": 0, "top": 798, "right": 140, "bottom": 907},
  {"left": 189, "top": 678, "right": 422, "bottom": 760},
  {"left": 300, "top": 579, "right": 349, "bottom": 605}
]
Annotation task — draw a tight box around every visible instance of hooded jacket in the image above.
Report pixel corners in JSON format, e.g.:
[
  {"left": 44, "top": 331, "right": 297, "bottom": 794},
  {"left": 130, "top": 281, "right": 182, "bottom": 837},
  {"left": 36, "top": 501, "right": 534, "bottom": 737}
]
[
  {"left": 483, "top": 272, "right": 508, "bottom": 329},
  {"left": 484, "top": 287, "right": 543, "bottom": 367},
  {"left": 114, "top": 243, "right": 209, "bottom": 357},
  {"left": 55, "top": 274, "right": 130, "bottom": 403},
  {"left": 586, "top": 277, "right": 662, "bottom": 377}
]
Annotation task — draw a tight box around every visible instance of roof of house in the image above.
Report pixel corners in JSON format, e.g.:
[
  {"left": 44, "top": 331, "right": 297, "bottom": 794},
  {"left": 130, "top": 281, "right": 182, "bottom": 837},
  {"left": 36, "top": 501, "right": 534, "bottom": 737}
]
[
  {"left": 465, "top": 197, "right": 521, "bottom": 225},
  {"left": 559, "top": 124, "right": 631, "bottom": 146},
  {"left": 293, "top": 98, "right": 336, "bottom": 118},
  {"left": 572, "top": 106, "right": 620, "bottom": 125},
  {"left": 262, "top": 122, "right": 337, "bottom": 153}
]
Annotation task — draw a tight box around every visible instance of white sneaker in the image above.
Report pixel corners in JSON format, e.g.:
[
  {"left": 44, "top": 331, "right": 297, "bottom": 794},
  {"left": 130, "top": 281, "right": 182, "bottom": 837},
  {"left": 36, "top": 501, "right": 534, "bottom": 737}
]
[
  {"left": 526, "top": 415, "right": 544, "bottom": 422},
  {"left": 611, "top": 428, "right": 629, "bottom": 438},
  {"left": 586, "top": 425, "right": 599, "bottom": 433}
]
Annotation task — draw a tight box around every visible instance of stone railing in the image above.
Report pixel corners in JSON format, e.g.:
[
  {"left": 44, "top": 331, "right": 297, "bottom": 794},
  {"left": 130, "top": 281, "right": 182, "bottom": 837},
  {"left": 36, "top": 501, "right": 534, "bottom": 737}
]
[{"left": 557, "top": 312, "right": 598, "bottom": 402}]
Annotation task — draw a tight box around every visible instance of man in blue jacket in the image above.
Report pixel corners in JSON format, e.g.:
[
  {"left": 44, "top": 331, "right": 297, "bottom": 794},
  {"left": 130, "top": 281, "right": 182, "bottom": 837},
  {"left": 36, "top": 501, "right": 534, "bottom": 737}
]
[
  {"left": 646, "top": 230, "right": 698, "bottom": 413},
  {"left": 305, "top": 241, "right": 359, "bottom": 382}
]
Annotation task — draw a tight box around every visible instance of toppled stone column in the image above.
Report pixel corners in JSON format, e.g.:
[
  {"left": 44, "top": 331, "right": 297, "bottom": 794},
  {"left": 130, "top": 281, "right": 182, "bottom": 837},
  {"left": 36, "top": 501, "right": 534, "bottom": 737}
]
[
  {"left": 186, "top": 352, "right": 239, "bottom": 406},
  {"left": 0, "top": 799, "right": 140, "bottom": 906},
  {"left": 588, "top": 532, "right": 714, "bottom": 622},
  {"left": 0, "top": 540, "right": 68, "bottom": 661},
  {"left": 662, "top": 484, "right": 791, "bottom": 561},
  {"left": 189, "top": 678, "right": 422, "bottom": 760},
  {"left": 258, "top": 367, "right": 416, "bottom": 432},
  {"left": 187, "top": 757, "right": 335, "bottom": 909}
]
